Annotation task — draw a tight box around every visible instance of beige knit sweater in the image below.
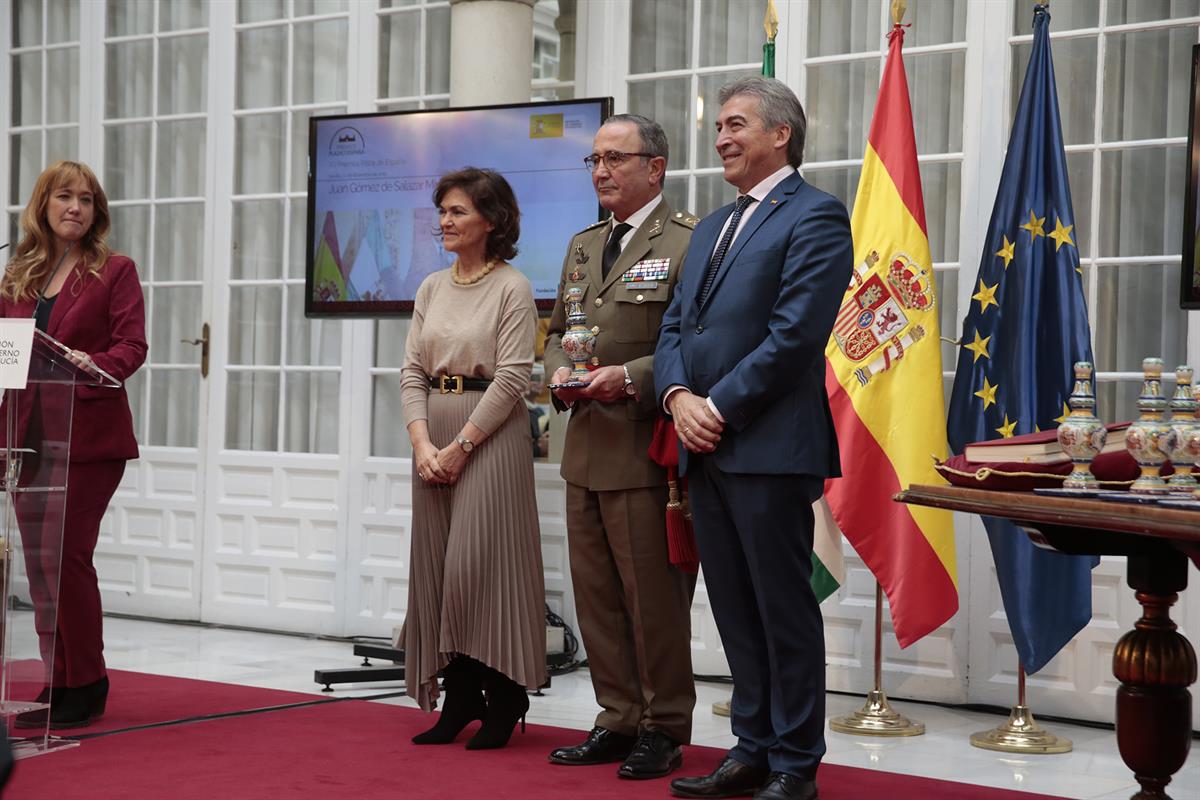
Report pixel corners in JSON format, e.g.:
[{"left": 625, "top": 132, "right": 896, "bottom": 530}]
[{"left": 400, "top": 265, "right": 537, "bottom": 436}]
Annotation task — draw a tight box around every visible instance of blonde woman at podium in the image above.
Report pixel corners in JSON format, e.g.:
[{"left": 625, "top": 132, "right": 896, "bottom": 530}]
[{"left": 2, "top": 161, "right": 147, "bottom": 730}]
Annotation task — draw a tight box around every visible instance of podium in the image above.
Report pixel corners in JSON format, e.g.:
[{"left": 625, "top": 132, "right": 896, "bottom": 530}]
[{"left": 1, "top": 328, "right": 118, "bottom": 758}]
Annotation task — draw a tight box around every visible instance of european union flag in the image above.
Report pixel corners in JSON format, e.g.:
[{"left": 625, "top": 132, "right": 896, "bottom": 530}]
[{"left": 946, "top": 4, "right": 1097, "bottom": 675}]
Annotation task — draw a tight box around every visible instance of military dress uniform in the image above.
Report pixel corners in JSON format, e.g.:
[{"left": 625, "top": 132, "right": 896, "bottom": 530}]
[{"left": 544, "top": 198, "right": 698, "bottom": 745}]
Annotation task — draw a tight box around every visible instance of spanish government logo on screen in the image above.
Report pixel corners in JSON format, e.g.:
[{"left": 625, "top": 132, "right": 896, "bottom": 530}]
[
  {"left": 330, "top": 126, "right": 366, "bottom": 155},
  {"left": 529, "top": 114, "right": 564, "bottom": 139}
]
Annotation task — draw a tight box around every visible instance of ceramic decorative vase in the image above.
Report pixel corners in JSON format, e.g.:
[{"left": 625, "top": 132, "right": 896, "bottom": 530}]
[
  {"left": 558, "top": 286, "right": 596, "bottom": 382},
  {"left": 1166, "top": 365, "right": 1199, "bottom": 490},
  {"left": 1056, "top": 362, "right": 1106, "bottom": 491},
  {"left": 1191, "top": 384, "right": 1200, "bottom": 500},
  {"left": 1126, "top": 357, "right": 1172, "bottom": 494}
]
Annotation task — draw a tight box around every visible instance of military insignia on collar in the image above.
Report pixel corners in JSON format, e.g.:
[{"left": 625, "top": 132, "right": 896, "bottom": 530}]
[
  {"left": 573, "top": 242, "right": 589, "bottom": 265},
  {"left": 647, "top": 219, "right": 663, "bottom": 236}
]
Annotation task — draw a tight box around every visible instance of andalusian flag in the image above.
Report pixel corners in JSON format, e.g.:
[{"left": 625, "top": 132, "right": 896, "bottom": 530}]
[{"left": 823, "top": 20, "right": 958, "bottom": 645}]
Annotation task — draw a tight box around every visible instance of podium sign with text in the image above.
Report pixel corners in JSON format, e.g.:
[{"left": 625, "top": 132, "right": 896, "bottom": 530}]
[{"left": 0, "top": 319, "right": 34, "bottom": 390}]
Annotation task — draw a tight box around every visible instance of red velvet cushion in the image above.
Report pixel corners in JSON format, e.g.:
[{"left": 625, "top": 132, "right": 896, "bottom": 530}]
[{"left": 935, "top": 449, "right": 1147, "bottom": 491}]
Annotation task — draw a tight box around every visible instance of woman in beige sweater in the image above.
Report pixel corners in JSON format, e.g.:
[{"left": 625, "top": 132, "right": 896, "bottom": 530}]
[{"left": 400, "top": 167, "right": 545, "bottom": 750}]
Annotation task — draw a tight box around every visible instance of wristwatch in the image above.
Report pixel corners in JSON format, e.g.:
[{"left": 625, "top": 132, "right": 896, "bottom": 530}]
[
  {"left": 622, "top": 365, "right": 637, "bottom": 397},
  {"left": 455, "top": 434, "right": 475, "bottom": 453}
]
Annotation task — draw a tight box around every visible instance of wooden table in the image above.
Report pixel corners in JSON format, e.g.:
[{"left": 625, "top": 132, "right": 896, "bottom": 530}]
[{"left": 897, "top": 484, "right": 1199, "bottom": 800}]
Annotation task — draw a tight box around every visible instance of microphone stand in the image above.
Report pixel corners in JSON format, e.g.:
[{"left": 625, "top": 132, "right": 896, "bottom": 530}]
[{"left": 32, "top": 243, "right": 73, "bottom": 321}]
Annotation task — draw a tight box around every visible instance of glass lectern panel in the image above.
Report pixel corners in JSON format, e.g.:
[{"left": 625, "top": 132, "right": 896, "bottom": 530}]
[{"left": 1, "top": 329, "right": 117, "bottom": 757}]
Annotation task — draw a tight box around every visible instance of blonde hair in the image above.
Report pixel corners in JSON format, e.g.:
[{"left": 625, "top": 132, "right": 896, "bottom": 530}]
[{"left": 2, "top": 161, "right": 113, "bottom": 302}]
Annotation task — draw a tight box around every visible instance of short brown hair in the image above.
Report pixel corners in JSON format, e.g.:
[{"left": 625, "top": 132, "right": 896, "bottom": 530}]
[
  {"left": 433, "top": 168, "right": 521, "bottom": 263},
  {"left": 718, "top": 76, "right": 807, "bottom": 168}
]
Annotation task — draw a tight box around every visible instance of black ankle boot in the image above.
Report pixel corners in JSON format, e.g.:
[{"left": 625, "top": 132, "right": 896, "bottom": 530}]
[
  {"left": 13, "top": 685, "right": 62, "bottom": 729},
  {"left": 465, "top": 667, "right": 529, "bottom": 751},
  {"left": 48, "top": 675, "right": 108, "bottom": 730},
  {"left": 412, "top": 658, "right": 486, "bottom": 745}
]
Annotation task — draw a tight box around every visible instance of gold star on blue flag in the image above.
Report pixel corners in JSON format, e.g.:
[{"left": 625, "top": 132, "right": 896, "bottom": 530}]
[{"left": 946, "top": 3, "right": 1097, "bottom": 676}]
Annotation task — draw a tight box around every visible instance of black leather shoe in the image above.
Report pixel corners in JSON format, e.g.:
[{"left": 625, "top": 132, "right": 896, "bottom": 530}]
[
  {"left": 549, "top": 726, "right": 636, "bottom": 765},
  {"left": 13, "top": 686, "right": 61, "bottom": 729},
  {"left": 47, "top": 676, "right": 109, "bottom": 730},
  {"left": 617, "top": 730, "right": 683, "bottom": 780},
  {"left": 753, "top": 772, "right": 818, "bottom": 800},
  {"left": 669, "top": 756, "right": 769, "bottom": 798}
]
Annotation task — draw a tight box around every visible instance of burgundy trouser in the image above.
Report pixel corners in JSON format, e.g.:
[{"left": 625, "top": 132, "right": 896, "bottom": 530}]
[{"left": 14, "top": 457, "right": 125, "bottom": 688}]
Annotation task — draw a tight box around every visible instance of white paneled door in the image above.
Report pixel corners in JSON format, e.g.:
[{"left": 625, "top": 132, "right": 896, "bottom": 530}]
[{"left": 98, "top": 0, "right": 213, "bottom": 623}]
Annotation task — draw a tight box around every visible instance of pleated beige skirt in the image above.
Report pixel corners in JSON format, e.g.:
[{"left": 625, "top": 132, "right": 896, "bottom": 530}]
[{"left": 402, "top": 390, "right": 546, "bottom": 711}]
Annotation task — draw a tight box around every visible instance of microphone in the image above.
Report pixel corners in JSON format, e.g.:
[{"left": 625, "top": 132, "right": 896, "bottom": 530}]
[{"left": 32, "top": 243, "right": 73, "bottom": 320}]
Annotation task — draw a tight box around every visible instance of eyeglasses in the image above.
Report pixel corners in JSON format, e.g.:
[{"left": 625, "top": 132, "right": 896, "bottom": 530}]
[{"left": 583, "top": 150, "right": 658, "bottom": 172}]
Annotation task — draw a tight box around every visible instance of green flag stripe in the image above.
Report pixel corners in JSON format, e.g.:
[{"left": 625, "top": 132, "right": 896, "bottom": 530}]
[{"left": 811, "top": 553, "right": 840, "bottom": 604}]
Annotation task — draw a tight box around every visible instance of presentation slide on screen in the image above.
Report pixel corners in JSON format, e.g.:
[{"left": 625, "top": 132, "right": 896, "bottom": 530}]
[{"left": 310, "top": 104, "right": 604, "bottom": 307}]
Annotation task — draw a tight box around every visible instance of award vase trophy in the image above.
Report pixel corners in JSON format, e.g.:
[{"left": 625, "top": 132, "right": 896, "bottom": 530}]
[
  {"left": 548, "top": 286, "right": 598, "bottom": 389},
  {"left": 1, "top": 325, "right": 119, "bottom": 758}
]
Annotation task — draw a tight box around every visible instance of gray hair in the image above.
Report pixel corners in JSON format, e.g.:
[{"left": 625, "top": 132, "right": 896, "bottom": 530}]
[
  {"left": 717, "top": 76, "right": 806, "bottom": 167},
  {"left": 603, "top": 113, "right": 669, "bottom": 167}
]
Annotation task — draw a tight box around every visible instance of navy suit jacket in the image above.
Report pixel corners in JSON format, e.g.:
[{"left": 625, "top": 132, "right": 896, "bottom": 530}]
[{"left": 653, "top": 172, "right": 853, "bottom": 477}]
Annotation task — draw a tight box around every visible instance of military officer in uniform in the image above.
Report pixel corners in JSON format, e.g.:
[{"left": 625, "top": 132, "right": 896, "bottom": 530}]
[{"left": 544, "top": 114, "right": 698, "bottom": 781}]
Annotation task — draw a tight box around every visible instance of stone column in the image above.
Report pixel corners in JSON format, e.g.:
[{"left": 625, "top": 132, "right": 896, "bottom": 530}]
[
  {"left": 554, "top": 0, "right": 576, "bottom": 89},
  {"left": 449, "top": 0, "right": 536, "bottom": 106}
]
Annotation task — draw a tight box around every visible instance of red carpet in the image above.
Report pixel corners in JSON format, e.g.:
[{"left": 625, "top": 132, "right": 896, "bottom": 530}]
[
  {"left": 8, "top": 667, "right": 325, "bottom": 737},
  {"left": 9, "top": 685, "right": 1071, "bottom": 800}
]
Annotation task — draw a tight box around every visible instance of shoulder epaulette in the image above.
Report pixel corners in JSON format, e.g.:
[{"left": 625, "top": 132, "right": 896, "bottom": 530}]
[
  {"left": 670, "top": 211, "right": 700, "bottom": 229},
  {"left": 577, "top": 218, "right": 609, "bottom": 235}
]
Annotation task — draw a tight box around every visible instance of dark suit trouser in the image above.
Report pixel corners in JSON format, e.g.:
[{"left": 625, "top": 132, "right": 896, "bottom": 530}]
[
  {"left": 565, "top": 481, "right": 696, "bottom": 743},
  {"left": 16, "top": 456, "right": 125, "bottom": 688},
  {"left": 688, "top": 456, "right": 826, "bottom": 778}
]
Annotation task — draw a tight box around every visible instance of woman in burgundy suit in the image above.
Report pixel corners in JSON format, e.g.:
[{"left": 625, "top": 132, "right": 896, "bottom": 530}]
[{"left": 3, "top": 161, "right": 146, "bottom": 729}]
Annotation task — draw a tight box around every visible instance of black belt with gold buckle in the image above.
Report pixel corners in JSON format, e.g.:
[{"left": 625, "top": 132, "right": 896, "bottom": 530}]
[{"left": 428, "top": 375, "right": 492, "bottom": 394}]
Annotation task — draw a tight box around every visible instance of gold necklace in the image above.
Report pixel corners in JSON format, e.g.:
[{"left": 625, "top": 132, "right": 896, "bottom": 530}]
[{"left": 451, "top": 259, "right": 496, "bottom": 286}]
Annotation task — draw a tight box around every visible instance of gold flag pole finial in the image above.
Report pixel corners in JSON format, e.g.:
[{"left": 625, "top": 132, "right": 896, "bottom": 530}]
[
  {"left": 891, "top": 0, "right": 907, "bottom": 26},
  {"left": 763, "top": 0, "right": 779, "bottom": 42}
]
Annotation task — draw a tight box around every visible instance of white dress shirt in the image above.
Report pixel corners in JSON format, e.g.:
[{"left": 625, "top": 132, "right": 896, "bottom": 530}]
[{"left": 610, "top": 193, "right": 663, "bottom": 252}]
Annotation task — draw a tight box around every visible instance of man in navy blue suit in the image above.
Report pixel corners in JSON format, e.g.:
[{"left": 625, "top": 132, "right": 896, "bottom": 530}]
[{"left": 655, "top": 77, "right": 853, "bottom": 800}]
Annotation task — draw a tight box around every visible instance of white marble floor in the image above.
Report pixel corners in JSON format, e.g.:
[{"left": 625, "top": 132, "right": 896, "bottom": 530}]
[{"left": 51, "top": 616, "right": 1200, "bottom": 799}]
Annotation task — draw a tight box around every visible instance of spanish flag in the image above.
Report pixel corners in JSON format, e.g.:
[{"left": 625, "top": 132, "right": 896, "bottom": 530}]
[{"left": 823, "top": 22, "right": 958, "bottom": 647}]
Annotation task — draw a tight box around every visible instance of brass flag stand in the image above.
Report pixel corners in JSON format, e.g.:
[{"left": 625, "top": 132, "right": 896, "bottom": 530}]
[
  {"left": 829, "top": 583, "right": 924, "bottom": 736},
  {"left": 969, "top": 662, "right": 1072, "bottom": 753}
]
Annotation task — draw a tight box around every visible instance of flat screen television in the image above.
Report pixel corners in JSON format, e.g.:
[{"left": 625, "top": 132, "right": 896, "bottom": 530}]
[
  {"left": 1182, "top": 44, "right": 1200, "bottom": 308},
  {"left": 305, "top": 97, "right": 612, "bottom": 316}
]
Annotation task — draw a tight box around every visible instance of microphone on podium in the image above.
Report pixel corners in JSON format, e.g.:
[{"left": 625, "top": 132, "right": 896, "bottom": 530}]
[{"left": 32, "top": 243, "right": 73, "bottom": 320}]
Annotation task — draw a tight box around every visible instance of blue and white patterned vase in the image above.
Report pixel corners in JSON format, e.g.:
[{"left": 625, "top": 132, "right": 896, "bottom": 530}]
[
  {"left": 1167, "top": 365, "right": 1199, "bottom": 490},
  {"left": 1126, "top": 358, "right": 1172, "bottom": 494},
  {"left": 1056, "top": 361, "right": 1106, "bottom": 491},
  {"left": 559, "top": 286, "right": 596, "bottom": 382}
]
